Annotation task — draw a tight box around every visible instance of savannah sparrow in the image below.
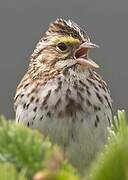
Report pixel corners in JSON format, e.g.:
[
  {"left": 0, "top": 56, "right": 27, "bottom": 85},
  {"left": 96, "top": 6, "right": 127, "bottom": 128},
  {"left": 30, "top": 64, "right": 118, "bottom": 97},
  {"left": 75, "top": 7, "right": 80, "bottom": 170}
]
[{"left": 14, "top": 19, "right": 112, "bottom": 172}]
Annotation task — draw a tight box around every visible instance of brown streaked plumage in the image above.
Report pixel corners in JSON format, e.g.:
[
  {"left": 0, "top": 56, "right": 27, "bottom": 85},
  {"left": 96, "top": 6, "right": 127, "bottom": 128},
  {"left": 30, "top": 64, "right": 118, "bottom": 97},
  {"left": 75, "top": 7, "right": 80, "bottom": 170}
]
[{"left": 14, "top": 19, "right": 112, "bottom": 173}]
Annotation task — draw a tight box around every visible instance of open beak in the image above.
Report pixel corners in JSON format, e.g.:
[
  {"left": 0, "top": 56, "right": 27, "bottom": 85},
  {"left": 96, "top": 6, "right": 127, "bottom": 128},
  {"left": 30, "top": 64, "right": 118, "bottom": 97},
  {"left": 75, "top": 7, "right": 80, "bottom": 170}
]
[{"left": 75, "top": 41, "right": 100, "bottom": 69}]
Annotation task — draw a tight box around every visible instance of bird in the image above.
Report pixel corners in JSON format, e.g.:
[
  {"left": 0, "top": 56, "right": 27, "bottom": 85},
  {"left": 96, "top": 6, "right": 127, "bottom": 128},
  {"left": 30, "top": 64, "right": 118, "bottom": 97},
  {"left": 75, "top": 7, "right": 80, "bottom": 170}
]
[{"left": 14, "top": 19, "right": 112, "bottom": 173}]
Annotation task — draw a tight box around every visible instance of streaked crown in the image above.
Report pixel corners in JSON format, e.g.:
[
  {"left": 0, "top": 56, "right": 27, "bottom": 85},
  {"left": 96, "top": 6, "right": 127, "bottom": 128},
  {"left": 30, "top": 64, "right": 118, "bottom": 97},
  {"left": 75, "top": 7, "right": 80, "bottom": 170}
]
[{"left": 45, "top": 18, "right": 90, "bottom": 42}]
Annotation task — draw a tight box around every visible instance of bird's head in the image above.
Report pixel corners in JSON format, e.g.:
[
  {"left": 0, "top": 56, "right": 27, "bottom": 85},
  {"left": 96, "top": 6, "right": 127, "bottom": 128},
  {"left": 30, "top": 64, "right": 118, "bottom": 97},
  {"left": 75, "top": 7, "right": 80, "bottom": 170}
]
[{"left": 30, "top": 19, "right": 99, "bottom": 74}]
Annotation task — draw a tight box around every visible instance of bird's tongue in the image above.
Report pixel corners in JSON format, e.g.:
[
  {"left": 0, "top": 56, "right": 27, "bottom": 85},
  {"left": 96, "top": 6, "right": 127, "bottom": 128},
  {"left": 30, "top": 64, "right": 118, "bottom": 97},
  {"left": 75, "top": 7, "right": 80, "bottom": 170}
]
[{"left": 75, "top": 48, "right": 99, "bottom": 69}]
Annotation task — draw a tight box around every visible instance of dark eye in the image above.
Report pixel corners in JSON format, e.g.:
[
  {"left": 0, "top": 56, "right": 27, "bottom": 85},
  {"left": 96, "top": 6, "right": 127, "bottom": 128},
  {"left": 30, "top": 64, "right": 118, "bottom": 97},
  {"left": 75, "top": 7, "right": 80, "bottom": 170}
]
[{"left": 57, "top": 42, "right": 68, "bottom": 51}]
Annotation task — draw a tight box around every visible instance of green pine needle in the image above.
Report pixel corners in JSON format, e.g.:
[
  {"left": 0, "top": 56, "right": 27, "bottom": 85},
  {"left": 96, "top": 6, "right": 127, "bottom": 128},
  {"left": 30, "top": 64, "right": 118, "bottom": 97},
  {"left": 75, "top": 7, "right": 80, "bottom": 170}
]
[
  {"left": 0, "top": 110, "right": 128, "bottom": 179},
  {"left": 89, "top": 110, "right": 128, "bottom": 180},
  {"left": 0, "top": 115, "right": 79, "bottom": 179},
  {"left": 0, "top": 163, "right": 26, "bottom": 180}
]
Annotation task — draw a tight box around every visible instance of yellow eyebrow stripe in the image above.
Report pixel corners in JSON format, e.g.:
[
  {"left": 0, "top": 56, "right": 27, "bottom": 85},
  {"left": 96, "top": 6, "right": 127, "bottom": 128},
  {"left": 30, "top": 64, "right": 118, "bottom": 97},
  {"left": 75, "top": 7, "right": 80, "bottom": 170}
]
[{"left": 53, "top": 36, "right": 80, "bottom": 45}]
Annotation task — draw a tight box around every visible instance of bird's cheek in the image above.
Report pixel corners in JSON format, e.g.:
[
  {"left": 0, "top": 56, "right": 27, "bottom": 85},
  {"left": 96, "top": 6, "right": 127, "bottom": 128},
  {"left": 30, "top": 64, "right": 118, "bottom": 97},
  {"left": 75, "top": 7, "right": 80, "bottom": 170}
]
[{"left": 54, "top": 59, "right": 70, "bottom": 69}]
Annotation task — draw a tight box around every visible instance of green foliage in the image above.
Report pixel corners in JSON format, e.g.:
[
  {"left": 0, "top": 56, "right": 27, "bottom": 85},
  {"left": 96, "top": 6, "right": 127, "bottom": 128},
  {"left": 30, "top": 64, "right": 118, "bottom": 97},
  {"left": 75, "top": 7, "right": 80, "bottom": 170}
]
[
  {"left": 0, "top": 163, "right": 26, "bottom": 180},
  {"left": 0, "top": 116, "right": 79, "bottom": 180},
  {"left": 89, "top": 110, "right": 128, "bottom": 180},
  {"left": 0, "top": 110, "right": 128, "bottom": 180}
]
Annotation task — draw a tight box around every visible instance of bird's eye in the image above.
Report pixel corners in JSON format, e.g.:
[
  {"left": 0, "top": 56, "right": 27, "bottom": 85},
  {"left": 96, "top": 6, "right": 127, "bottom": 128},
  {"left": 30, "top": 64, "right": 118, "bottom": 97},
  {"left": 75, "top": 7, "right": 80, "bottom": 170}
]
[{"left": 57, "top": 42, "right": 68, "bottom": 51}]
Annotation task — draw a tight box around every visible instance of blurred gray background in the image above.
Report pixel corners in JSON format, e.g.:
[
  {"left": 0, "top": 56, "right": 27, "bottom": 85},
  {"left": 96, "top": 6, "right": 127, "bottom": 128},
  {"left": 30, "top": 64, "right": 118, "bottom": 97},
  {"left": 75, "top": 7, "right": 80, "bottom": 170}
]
[{"left": 0, "top": 0, "right": 128, "bottom": 118}]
